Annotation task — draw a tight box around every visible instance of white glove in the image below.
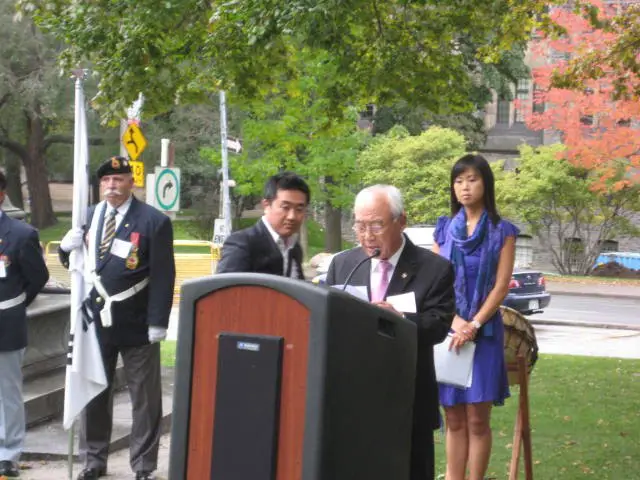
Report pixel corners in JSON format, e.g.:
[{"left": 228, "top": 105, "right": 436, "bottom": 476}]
[
  {"left": 148, "top": 326, "right": 167, "bottom": 343},
  {"left": 60, "top": 227, "right": 84, "bottom": 252}
]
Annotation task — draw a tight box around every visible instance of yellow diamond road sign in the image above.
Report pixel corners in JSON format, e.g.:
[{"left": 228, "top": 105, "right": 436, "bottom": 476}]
[{"left": 122, "top": 123, "right": 147, "bottom": 161}]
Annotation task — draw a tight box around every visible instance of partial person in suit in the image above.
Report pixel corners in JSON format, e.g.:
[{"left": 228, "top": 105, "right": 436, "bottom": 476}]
[
  {"left": 325, "top": 185, "right": 455, "bottom": 480},
  {"left": 59, "top": 157, "right": 176, "bottom": 480},
  {"left": 216, "top": 171, "right": 310, "bottom": 279},
  {"left": 0, "top": 172, "right": 49, "bottom": 478}
]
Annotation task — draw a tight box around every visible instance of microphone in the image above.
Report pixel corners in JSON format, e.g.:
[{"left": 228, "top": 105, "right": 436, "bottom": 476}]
[{"left": 342, "top": 248, "right": 381, "bottom": 291}]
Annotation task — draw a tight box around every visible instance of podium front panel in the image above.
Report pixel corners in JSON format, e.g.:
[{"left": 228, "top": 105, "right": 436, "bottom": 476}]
[{"left": 186, "top": 286, "right": 310, "bottom": 480}]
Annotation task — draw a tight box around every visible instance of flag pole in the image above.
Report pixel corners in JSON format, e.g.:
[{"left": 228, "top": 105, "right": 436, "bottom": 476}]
[{"left": 67, "top": 67, "right": 88, "bottom": 480}]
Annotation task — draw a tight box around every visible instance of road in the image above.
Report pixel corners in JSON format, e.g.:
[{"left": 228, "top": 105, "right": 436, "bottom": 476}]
[{"left": 535, "top": 293, "right": 640, "bottom": 327}]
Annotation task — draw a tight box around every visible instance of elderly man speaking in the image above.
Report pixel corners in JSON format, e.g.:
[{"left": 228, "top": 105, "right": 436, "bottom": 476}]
[{"left": 326, "top": 184, "right": 455, "bottom": 480}]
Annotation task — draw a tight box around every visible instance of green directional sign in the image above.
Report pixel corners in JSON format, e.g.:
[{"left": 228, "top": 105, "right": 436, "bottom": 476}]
[{"left": 154, "top": 167, "right": 180, "bottom": 211}]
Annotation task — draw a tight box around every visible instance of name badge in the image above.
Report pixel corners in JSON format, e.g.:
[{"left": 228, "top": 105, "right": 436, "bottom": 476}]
[
  {"left": 0, "top": 260, "right": 6, "bottom": 278},
  {"left": 110, "top": 238, "right": 133, "bottom": 259}
]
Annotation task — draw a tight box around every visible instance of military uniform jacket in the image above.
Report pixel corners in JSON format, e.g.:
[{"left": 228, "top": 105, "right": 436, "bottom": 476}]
[
  {"left": 61, "top": 197, "right": 176, "bottom": 347},
  {"left": 0, "top": 213, "right": 49, "bottom": 351}
]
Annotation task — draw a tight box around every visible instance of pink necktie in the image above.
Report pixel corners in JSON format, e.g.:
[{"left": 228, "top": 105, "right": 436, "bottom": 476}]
[{"left": 372, "top": 260, "right": 392, "bottom": 302}]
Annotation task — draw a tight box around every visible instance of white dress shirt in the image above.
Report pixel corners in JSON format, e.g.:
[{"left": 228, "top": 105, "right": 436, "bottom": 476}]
[
  {"left": 102, "top": 195, "right": 133, "bottom": 241},
  {"left": 262, "top": 217, "right": 299, "bottom": 278}
]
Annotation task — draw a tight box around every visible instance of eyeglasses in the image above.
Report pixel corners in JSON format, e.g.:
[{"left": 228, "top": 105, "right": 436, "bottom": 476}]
[{"left": 352, "top": 221, "right": 387, "bottom": 235}]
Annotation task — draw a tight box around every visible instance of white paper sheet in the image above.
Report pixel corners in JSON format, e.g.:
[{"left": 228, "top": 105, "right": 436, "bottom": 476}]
[
  {"left": 386, "top": 291, "right": 417, "bottom": 313},
  {"left": 433, "top": 336, "right": 475, "bottom": 388},
  {"left": 331, "top": 284, "right": 369, "bottom": 302}
]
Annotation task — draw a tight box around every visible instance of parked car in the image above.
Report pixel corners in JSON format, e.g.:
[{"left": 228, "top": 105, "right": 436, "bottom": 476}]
[{"left": 502, "top": 269, "right": 551, "bottom": 315}]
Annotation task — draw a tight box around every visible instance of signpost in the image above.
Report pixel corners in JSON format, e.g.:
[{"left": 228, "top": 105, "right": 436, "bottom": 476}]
[
  {"left": 154, "top": 167, "right": 181, "bottom": 212},
  {"left": 226, "top": 137, "right": 242, "bottom": 154},
  {"left": 122, "top": 123, "right": 148, "bottom": 161},
  {"left": 130, "top": 160, "right": 145, "bottom": 187}
]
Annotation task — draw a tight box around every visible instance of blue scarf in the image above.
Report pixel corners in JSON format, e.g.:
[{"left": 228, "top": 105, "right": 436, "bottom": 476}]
[{"left": 443, "top": 210, "right": 502, "bottom": 337}]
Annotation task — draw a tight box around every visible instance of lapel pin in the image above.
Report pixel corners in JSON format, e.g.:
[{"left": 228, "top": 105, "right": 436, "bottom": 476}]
[
  {"left": 401, "top": 272, "right": 408, "bottom": 279},
  {"left": 0, "top": 239, "right": 3, "bottom": 243},
  {"left": 125, "top": 223, "right": 130, "bottom": 228}
]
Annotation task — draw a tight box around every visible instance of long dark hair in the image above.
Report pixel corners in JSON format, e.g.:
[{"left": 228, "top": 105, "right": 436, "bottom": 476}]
[{"left": 450, "top": 154, "right": 501, "bottom": 225}]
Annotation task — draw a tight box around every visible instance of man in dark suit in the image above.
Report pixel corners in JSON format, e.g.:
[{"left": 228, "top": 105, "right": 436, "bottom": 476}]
[
  {"left": 0, "top": 172, "right": 49, "bottom": 478},
  {"left": 216, "top": 171, "right": 310, "bottom": 279},
  {"left": 326, "top": 184, "right": 455, "bottom": 480},
  {"left": 59, "top": 156, "right": 176, "bottom": 480}
]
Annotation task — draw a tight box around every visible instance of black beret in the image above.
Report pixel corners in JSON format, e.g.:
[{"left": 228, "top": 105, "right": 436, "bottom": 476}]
[{"left": 96, "top": 156, "right": 132, "bottom": 179}]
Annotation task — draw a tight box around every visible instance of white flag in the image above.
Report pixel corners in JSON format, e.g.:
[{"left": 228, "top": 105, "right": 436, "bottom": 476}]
[{"left": 63, "top": 74, "right": 108, "bottom": 430}]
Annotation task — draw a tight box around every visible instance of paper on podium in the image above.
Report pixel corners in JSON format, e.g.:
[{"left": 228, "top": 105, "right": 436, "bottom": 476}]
[
  {"left": 331, "top": 285, "right": 369, "bottom": 303},
  {"left": 433, "top": 336, "right": 475, "bottom": 388}
]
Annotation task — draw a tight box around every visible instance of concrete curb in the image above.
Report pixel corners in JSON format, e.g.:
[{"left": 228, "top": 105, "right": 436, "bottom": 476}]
[
  {"left": 546, "top": 288, "right": 640, "bottom": 300},
  {"left": 530, "top": 318, "right": 640, "bottom": 332}
]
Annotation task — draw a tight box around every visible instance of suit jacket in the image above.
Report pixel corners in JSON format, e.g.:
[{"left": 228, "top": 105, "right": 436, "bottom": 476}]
[
  {"left": 216, "top": 219, "right": 305, "bottom": 279},
  {"left": 326, "top": 237, "right": 455, "bottom": 431},
  {"left": 0, "top": 213, "right": 49, "bottom": 351},
  {"left": 60, "top": 196, "right": 176, "bottom": 347}
]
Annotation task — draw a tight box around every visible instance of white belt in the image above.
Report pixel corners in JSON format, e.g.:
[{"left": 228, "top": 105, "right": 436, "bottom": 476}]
[
  {"left": 93, "top": 277, "right": 150, "bottom": 328},
  {"left": 0, "top": 292, "right": 26, "bottom": 311}
]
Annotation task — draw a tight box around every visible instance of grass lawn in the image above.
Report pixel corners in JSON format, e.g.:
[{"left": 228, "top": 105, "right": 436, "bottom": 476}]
[
  {"left": 159, "top": 344, "right": 640, "bottom": 479},
  {"left": 434, "top": 355, "right": 640, "bottom": 479}
]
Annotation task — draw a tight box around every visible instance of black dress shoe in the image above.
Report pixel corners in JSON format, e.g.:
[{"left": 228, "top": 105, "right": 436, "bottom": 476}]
[
  {"left": 76, "top": 467, "right": 106, "bottom": 480},
  {"left": 0, "top": 460, "right": 20, "bottom": 477},
  {"left": 135, "top": 471, "right": 156, "bottom": 480}
]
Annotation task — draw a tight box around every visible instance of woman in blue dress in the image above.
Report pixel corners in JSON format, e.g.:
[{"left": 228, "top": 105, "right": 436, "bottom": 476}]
[{"left": 433, "top": 154, "right": 519, "bottom": 480}]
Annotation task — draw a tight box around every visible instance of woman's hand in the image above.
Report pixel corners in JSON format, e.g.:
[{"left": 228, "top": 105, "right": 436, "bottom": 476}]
[{"left": 448, "top": 316, "right": 478, "bottom": 352}]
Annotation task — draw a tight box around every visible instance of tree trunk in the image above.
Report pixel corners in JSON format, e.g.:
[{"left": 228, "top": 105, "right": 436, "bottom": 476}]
[
  {"left": 4, "top": 152, "right": 24, "bottom": 209},
  {"left": 324, "top": 201, "right": 343, "bottom": 253},
  {"left": 24, "top": 112, "right": 56, "bottom": 228}
]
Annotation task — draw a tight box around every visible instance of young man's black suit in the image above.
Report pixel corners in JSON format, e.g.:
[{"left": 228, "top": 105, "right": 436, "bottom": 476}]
[
  {"left": 216, "top": 219, "right": 305, "bottom": 279},
  {"left": 326, "top": 237, "right": 455, "bottom": 480}
]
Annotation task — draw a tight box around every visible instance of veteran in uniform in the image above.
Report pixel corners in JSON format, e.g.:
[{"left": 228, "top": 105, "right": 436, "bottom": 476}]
[
  {"left": 0, "top": 171, "right": 49, "bottom": 478},
  {"left": 59, "top": 157, "right": 176, "bottom": 480}
]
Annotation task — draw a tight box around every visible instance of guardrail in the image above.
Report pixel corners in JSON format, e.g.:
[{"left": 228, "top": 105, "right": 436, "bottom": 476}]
[{"left": 44, "top": 240, "right": 222, "bottom": 304}]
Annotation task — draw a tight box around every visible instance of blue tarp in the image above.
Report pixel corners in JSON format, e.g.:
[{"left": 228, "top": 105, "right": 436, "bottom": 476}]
[{"left": 595, "top": 252, "right": 640, "bottom": 271}]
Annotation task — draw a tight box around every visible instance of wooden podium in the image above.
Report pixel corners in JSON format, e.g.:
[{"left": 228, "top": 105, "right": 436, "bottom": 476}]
[{"left": 169, "top": 274, "right": 418, "bottom": 480}]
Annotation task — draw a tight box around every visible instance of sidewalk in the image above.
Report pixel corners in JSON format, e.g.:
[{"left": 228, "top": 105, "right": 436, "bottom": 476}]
[{"left": 546, "top": 279, "right": 640, "bottom": 299}]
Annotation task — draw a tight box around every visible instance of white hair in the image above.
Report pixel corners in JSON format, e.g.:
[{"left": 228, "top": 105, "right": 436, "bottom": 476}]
[{"left": 354, "top": 185, "right": 404, "bottom": 218}]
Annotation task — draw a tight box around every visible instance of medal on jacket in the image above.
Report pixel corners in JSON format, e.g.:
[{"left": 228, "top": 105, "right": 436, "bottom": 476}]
[{"left": 126, "top": 232, "right": 140, "bottom": 270}]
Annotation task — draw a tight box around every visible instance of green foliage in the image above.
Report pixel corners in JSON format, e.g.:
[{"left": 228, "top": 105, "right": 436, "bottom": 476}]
[
  {"left": 201, "top": 49, "right": 368, "bottom": 210},
  {"left": 19, "top": 0, "right": 547, "bottom": 123},
  {"left": 357, "top": 126, "right": 466, "bottom": 224},
  {"left": 497, "top": 144, "right": 640, "bottom": 274}
]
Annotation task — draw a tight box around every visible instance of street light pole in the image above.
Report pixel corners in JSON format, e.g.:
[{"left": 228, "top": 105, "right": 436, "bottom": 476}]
[{"left": 219, "top": 90, "right": 232, "bottom": 236}]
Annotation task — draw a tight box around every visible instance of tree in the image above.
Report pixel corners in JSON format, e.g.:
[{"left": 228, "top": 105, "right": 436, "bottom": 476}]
[
  {"left": 0, "top": 1, "right": 107, "bottom": 227},
  {"left": 20, "top": 0, "right": 549, "bottom": 123},
  {"left": 549, "top": 1, "right": 640, "bottom": 100},
  {"left": 497, "top": 145, "right": 640, "bottom": 275},
  {"left": 524, "top": 1, "right": 640, "bottom": 193},
  {"left": 357, "top": 126, "right": 466, "bottom": 225},
  {"left": 201, "top": 49, "right": 367, "bottom": 251}
]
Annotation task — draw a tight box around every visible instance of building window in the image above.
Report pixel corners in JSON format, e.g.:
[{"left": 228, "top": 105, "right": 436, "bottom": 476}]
[
  {"left": 515, "top": 234, "right": 533, "bottom": 268},
  {"left": 563, "top": 237, "right": 584, "bottom": 271},
  {"left": 515, "top": 78, "right": 531, "bottom": 123},
  {"left": 598, "top": 239, "right": 619, "bottom": 253},
  {"left": 532, "top": 83, "right": 545, "bottom": 114},
  {"left": 496, "top": 99, "right": 510, "bottom": 125}
]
